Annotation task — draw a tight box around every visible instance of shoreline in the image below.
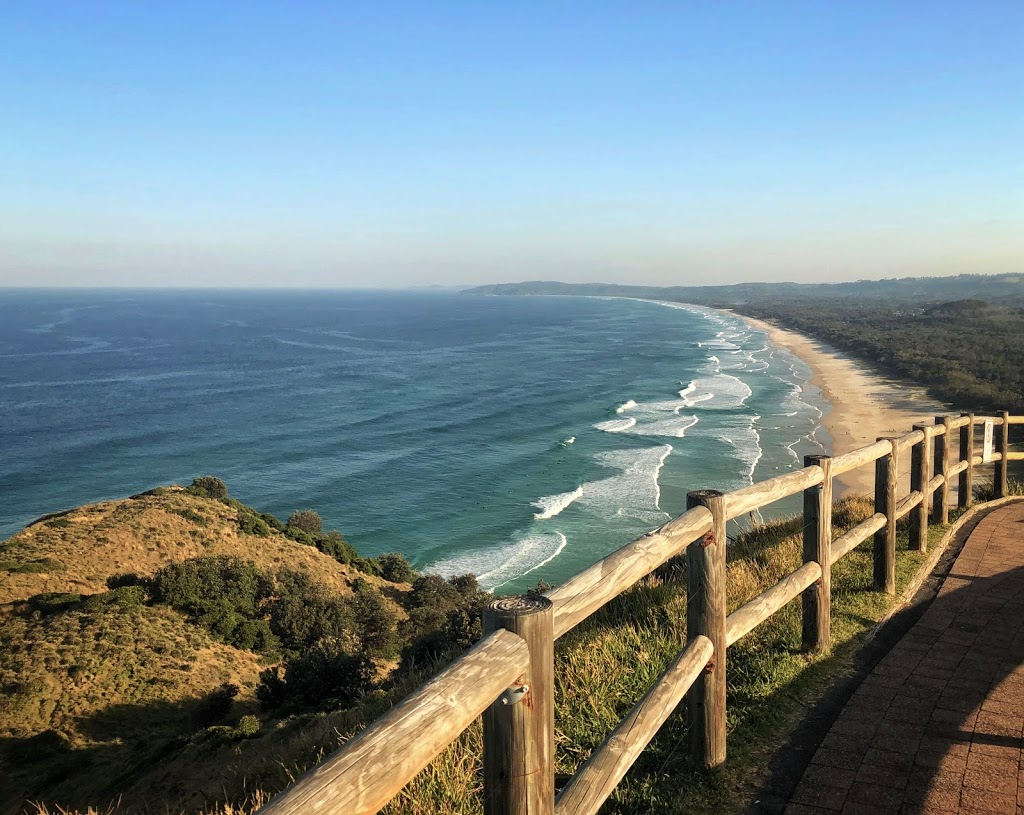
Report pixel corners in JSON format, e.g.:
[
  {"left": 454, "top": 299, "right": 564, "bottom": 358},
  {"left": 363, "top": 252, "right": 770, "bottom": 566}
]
[{"left": 727, "top": 312, "right": 949, "bottom": 497}]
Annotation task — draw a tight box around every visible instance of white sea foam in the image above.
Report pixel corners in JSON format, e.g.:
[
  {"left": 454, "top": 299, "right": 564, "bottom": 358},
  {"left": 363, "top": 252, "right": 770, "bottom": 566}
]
[
  {"left": 680, "top": 374, "right": 752, "bottom": 409},
  {"left": 578, "top": 445, "right": 673, "bottom": 519},
  {"left": 563, "top": 436, "right": 575, "bottom": 445},
  {"left": 594, "top": 417, "right": 637, "bottom": 432},
  {"left": 624, "top": 415, "right": 699, "bottom": 438},
  {"left": 428, "top": 531, "right": 569, "bottom": 591},
  {"left": 616, "top": 399, "right": 639, "bottom": 414},
  {"left": 533, "top": 486, "right": 584, "bottom": 520}
]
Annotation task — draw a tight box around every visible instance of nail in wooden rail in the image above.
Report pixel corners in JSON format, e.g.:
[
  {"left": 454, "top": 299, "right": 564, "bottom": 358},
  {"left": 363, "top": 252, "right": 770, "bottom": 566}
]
[
  {"left": 483, "top": 596, "right": 554, "bottom": 815},
  {"left": 685, "top": 489, "right": 727, "bottom": 769},
  {"left": 996, "top": 410, "right": 1010, "bottom": 498},
  {"left": 873, "top": 437, "right": 898, "bottom": 594},
  {"left": 802, "top": 455, "right": 831, "bottom": 653}
]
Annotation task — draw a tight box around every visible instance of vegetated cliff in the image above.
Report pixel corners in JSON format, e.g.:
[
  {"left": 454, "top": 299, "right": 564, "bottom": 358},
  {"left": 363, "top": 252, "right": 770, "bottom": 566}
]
[{"left": 0, "top": 479, "right": 488, "bottom": 815}]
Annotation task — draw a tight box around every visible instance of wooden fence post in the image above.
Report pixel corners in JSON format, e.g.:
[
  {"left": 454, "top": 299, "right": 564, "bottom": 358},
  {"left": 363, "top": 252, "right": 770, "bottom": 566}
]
[
  {"left": 932, "top": 415, "right": 953, "bottom": 525},
  {"left": 909, "top": 426, "right": 931, "bottom": 552},
  {"left": 802, "top": 455, "right": 832, "bottom": 654},
  {"left": 873, "top": 437, "right": 897, "bottom": 594},
  {"left": 685, "top": 489, "right": 727, "bottom": 769},
  {"left": 996, "top": 410, "right": 1010, "bottom": 499},
  {"left": 482, "top": 596, "right": 554, "bottom": 815},
  {"left": 959, "top": 413, "right": 974, "bottom": 510}
]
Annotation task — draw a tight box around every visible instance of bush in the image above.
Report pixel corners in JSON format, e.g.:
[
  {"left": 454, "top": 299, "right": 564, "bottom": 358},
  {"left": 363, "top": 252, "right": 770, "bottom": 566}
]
[
  {"left": 283, "top": 637, "right": 375, "bottom": 707},
  {"left": 267, "top": 570, "right": 356, "bottom": 654},
  {"left": 27, "top": 592, "right": 82, "bottom": 616},
  {"left": 187, "top": 476, "right": 228, "bottom": 500},
  {"left": 234, "top": 714, "right": 261, "bottom": 738},
  {"left": 194, "top": 682, "right": 238, "bottom": 727},
  {"left": 237, "top": 510, "right": 270, "bottom": 537},
  {"left": 287, "top": 509, "right": 324, "bottom": 536},
  {"left": 107, "top": 572, "right": 142, "bottom": 589},
  {"left": 400, "top": 573, "right": 491, "bottom": 667},
  {"left": 285, "top": 527, "right": 315, "bottom": 546},
  {"left": 2, "top": 558, "right": 64, "bottom": 574},
  {"left": 261, "top": 513, "right": 286, "bottom": 532},
  {"left": 80, "top": 586, "right": 146, "bottom": 613},
  {"left": 255, "top": 666, "right": 287, "bottom": 710},
  {"left": 318, "top": 530, "right": 357, "bottom": 564},
  {"left": 378, "top": 553, "right": 416, "bottom": 583},
  {"left": 349, "top": 582, "right": 400, "bottom": 659},
  {"left": 352, "top": 556, "right": 382, "bottom": 577}
]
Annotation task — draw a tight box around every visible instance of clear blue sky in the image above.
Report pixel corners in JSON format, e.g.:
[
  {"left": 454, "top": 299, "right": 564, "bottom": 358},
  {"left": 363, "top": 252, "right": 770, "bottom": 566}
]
[{"left": 1, "top": 2, "right": 1021, "bottom": 287}]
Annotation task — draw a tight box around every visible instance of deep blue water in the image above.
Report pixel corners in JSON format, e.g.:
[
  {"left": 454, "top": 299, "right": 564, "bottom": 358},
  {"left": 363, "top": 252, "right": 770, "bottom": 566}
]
[{"left": 0, "top": 290, "right": 825, "bottom": 592}]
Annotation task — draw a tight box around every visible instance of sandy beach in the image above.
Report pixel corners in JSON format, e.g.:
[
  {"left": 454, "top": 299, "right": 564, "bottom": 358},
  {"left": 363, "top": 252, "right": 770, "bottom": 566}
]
[{"left": 733, "top": 313, "right": 949, "bottom": 497}]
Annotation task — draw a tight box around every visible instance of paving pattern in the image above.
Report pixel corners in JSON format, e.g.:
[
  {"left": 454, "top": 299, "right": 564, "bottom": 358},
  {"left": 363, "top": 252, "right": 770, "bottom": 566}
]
[{"left": 786, "top": 502, "right": 1024, "bottom": 815}]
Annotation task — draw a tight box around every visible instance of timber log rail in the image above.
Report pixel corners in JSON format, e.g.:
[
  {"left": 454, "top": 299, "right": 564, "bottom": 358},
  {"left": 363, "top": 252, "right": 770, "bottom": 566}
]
[{"left": 259, "top": 412, "right": 1023, "bottom": 815}]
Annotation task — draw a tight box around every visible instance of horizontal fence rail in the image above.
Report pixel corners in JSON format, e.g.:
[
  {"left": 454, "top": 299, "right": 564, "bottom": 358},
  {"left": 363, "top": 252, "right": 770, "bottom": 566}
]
[{"left": 257, "top": 409, "right": 1021, "bottom": 815}]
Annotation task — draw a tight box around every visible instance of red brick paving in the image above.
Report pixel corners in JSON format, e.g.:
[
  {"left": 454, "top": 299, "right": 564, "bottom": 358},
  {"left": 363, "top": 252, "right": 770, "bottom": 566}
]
[{"left": 785, "top": 503, "right": 1024, "bottom": 815}]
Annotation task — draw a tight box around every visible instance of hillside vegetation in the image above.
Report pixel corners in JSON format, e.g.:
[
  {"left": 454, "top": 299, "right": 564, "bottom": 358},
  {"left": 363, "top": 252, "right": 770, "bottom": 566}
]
[{"left": 0, "top": 478, "right": 487, "bottom": 815}]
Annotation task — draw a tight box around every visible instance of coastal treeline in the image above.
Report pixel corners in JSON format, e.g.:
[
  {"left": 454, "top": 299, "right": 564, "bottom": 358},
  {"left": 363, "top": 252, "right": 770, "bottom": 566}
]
[
  {"left": 467, "top": 275, "right": 1024, "bottom": 415},
  {"left": 735, "top": 298, "right": 1024, "bottom": 414}
]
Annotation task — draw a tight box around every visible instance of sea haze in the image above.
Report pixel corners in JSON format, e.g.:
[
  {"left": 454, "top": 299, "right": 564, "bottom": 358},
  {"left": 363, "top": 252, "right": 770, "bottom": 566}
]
[{"left": 0, "top": 290, "right": 825, "bottom": 592}]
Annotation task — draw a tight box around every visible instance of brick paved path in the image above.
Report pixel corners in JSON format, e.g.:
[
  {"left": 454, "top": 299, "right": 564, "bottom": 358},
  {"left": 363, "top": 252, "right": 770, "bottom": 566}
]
[{"left": 786, "top": 502, "right": 1024, "bottom": 815}]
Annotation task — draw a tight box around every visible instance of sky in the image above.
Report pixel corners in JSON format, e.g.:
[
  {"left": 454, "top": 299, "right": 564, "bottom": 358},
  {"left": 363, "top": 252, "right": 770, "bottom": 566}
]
[{"left": 1, "top": 1, "right": 1021, "bottom": 288}]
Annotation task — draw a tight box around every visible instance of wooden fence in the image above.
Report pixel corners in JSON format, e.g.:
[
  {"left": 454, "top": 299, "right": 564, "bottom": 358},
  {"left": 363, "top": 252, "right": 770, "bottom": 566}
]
[{"left": 259, "top": 411, "right": 1021, "bottom": 815}]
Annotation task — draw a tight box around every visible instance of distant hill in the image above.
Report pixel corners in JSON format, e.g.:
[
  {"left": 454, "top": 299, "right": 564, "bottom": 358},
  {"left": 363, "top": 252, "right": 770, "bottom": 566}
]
[{"left": 465, "top": 273, "right": 1024, "bottom": 307}]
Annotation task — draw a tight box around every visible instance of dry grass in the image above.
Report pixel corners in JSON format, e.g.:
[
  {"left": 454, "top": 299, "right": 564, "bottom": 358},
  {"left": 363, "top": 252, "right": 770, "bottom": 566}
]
[
  {"left": 0, "top": 488, "right": 394, "bottom": 606},
  {"left": 16, "top": 494, "right": 953, "bottom": 815}
]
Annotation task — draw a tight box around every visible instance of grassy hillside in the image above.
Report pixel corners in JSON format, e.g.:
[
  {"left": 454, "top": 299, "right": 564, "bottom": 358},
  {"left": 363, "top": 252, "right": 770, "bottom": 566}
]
[
  {"left": 0, "top": 479, "right": 489, "bottom": 815},
  {"left": 0, "top": 486, "right": 392, "bottom": 606},
  {"left": 8, "top": 486, "right": 966, "bottom": 815}
]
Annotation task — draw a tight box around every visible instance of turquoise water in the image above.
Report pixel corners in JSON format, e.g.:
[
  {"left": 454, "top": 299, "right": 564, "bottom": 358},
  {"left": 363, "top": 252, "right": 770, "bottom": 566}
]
[{"left": 0, "top": 290, "right": 824, "bottom": 592}]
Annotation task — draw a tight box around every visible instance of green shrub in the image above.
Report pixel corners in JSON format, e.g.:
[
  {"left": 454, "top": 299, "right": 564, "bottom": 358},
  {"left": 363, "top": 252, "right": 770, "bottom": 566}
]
[
  {"left": 282, "top": 637, "right": 375, "bottom": 707},
  {"left": 173, "top": 508, "right": 210, "bottom": 527},
  {"left": 267, "top": 570, "right": 356, "bottom": 654},
  {"left": 349, "top": 581, "right": 400, "bottom": 659},
  {"left": 287, "top": 509, "right": 324, "bottom": 536},
  {"left": 27, "top": 592, "right": 82, "bottom": 616},
  {"left": 352, "top": 556, "right": 382, "bottom": 577},
  {"left": 261, "top": 513, "right": 286, "bottom": 532},
  {"left": 187, "top": 476, "right": 228, "bottom": 500},
  {"left": 285, "top": 527, "right": 315, "bottom": 546},
  {"left": 400, "top": 573, "right": 491, "bottom": 668},
  {"left": 378, "top": 553, "right": 416, "bottom": 583},
  {"left": 237, "top": 510, "right": 270, "bottom": 537},
  {"left": 318, "top": 530, "right": 357, "bottom": 564},
  {"left": 234, "top": 714, "right": 261, "bottom": 738},
  {"left": 255, "top": 667, "right": 287, "bottom": 710},
  {"left": 45, "top": 517, "right": 72, "bottom": 529},
  {"left": 2, "top": 557, "right": 64, "bottom": 574},
  {"left": 107, "top": 572, "right": 142, "bottom": 589}
]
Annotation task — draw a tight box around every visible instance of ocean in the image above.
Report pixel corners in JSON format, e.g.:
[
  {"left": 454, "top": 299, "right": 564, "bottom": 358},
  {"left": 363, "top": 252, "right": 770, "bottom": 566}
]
[{"left": 0, "top": 290, "right": 826, "bottom": 593}]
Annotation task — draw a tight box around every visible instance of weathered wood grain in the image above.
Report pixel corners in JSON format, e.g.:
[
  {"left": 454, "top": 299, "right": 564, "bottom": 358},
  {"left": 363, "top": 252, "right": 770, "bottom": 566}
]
[
  {"left": 932, "top": 415, "right": 954, "bottom": 524},
  {"left": 831, "top": 439, "right": 891, "bottom": 477},
  {"left": 873, "top": 437, "right": 898, "bottom": 594},
  {"left": 801, "top": 454, "right": 831, "bottom": 653},
  {"left": 909, "top": 425, "right": 932, "bottom": 552},
  {"left": 725, "top": 466, "right": 823, "bottom": 520},
  {"left": 895, "top": 490, "right": 923, "bottom": 521},
  {"left": 483, "top": 596, "right": 554, "bottom": 815},
  {"left": 996, "top": 410, "right": 1009, "bottom": 498},
  {"left": 686, "top": 490, "right": 726, "bottom": 769}
]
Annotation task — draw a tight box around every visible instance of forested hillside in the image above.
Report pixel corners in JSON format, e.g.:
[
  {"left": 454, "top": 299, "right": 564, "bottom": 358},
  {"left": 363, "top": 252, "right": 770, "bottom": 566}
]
[{"left": 467, "top": 274, "right": 1024, "bottom": 414}]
